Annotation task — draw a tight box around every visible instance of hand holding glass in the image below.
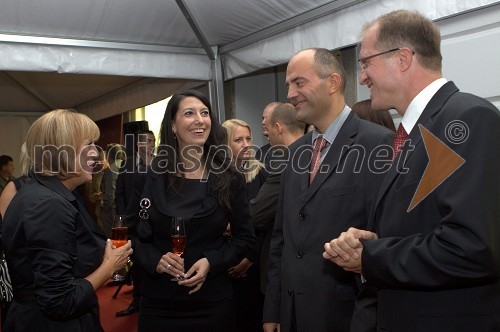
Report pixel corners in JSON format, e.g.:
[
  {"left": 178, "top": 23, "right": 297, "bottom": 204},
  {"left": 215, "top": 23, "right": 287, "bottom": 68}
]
[
  {"left": 171, "top": 217, "right": 187, "bottom": 281},
  {"left": 111, "top": 215, "right": 128, "bottom": 281}
]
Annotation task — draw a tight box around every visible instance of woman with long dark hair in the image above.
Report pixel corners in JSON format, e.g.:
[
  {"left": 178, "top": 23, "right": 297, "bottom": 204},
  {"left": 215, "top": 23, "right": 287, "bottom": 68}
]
[{"left": 127, "top": 90, "right": 255, "bottom": 331}]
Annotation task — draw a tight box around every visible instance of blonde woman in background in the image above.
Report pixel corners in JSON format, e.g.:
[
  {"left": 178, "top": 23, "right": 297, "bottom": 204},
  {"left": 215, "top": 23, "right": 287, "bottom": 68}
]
[
  {"left": 88, "top": 149, "right": 107, "bottom": 232},
  {"left": 222, "top": 118, "right": 267, "bottom": 332},
  {"left": 222, "top": 119, "right": 267, "bottom": 200},
  {"left": 100, "top": 143, "right": 124, "bottom": 238}
]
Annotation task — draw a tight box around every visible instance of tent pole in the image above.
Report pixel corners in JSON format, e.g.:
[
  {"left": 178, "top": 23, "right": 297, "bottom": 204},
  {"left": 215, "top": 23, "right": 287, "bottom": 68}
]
[{"left": 209, "top": 47, "right": 226, "bottom": 123}]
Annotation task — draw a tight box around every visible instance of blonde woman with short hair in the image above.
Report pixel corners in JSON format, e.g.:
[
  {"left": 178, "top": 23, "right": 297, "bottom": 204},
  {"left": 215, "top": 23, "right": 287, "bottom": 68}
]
[{"left": 2, "top": 109, "right": 132, "bottom": 331}]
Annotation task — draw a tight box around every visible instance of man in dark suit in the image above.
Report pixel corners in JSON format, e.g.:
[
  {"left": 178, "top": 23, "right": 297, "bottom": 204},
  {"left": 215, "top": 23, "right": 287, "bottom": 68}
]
[
  {"left": 262, "top": 48, "right": 393, "bottom": 332},
  {"left": 115, "top": 129, "right": 155, "bottom": 216},
  {"left": 250, "top": 102, "right": 305, "bottom": 294},
  {"left": 256, "top": 102, "right": 281, "bottom": 171},
  {"left": 114, "top": 129, "right": 155, "bottom": 316},
  {"left": 324, "top": 10, "right": 500, "bottom": 331}
]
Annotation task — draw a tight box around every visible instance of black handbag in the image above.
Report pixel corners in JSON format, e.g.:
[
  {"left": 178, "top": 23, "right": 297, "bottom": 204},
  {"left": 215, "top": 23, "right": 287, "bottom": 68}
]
[{"left": 0, "top": 250, "right": 13, "bottom": 304}]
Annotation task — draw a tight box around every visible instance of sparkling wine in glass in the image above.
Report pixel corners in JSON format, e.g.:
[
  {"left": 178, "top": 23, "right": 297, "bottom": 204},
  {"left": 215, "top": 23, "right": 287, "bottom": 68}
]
[
  {"left": 171, "top": 217, "right": 187, "bottom": 281},
  {"left": 111, "top": 215, "right": 128, "bottom": 281}
]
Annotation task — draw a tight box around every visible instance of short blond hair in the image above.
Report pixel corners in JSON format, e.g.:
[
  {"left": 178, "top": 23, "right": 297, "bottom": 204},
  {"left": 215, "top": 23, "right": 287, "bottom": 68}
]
[
  {"left": 222, "top": 118, "right": 265, "bottom": 184},
  {"left": 26, "top": 109, "right": 100, "bottom": 180}
]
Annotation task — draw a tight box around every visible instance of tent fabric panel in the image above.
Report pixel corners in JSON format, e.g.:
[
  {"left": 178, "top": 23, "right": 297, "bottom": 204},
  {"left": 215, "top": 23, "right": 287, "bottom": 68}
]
[
  {"left": 0, "top": 43, "right": 212, "bottom": 80},
  {"left": 222, "top": 0, "right": 497, "bottom": 80},
  {"left": 3, "top": 71, "right": 143, "bottom": 112},
  {"left": 82, "top": 80, "right": 204, "bottom": 121},
  {"left": 0, "top": 115, "right": 37, "bottom": 178},
  {"left": 186, "top": 0, "right": 342, "bottom": 46},
  {"left": 0, "top": 73, "right": 51, "bottom": 112},
  {"left": 0, "top": 0, "right": 200, "bottom": 47}
]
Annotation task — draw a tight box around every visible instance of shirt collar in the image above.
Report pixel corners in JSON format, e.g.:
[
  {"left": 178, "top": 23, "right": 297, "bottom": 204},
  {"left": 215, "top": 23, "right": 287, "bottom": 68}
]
[
  {"left": 32, "top": 172, "right": 76, "bottom": 202},
  {"left": 312, "top": 105, "right": 351, "bottom": 145},
  {"left": 401, "top": 78, "right": 447, "bottom": 133}
]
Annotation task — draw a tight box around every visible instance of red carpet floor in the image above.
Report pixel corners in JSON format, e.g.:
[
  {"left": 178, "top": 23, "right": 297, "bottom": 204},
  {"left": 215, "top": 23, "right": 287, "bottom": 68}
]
[
  {"left": 97, "top": 284, "right": 138, "bottom": 332},
  {"left": 0, "top": 284, "right": 137, "bottom": 332}
]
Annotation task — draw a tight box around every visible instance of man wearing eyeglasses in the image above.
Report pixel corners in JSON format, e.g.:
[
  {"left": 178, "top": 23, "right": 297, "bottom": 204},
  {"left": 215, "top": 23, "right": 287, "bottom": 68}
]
[{"left": 324, "top": 10, "right": 500, "bottom": 332}]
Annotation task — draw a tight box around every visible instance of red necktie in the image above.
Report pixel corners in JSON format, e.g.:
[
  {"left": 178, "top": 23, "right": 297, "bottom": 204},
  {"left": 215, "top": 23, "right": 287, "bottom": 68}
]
[
  {"left": 310, "top": 136, "right": 327, "bottom": 184},
  {"left": 393, "top": 124, "right": 408, "bottom": 161}
]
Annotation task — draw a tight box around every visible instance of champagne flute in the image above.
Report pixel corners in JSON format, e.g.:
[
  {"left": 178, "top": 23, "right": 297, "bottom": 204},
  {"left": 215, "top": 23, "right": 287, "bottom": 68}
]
[
  {"left": 111, "top": 215, "right": 128, "bottom": 281},
  {"left": 171, "top": 217, "right": 187, "bottom": 281}
]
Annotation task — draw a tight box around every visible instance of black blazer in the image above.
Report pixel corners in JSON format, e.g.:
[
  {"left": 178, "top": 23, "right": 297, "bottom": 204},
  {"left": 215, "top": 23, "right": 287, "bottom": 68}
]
[
  {"left": 127, "top": 168, "right": 256, "bottom": 302},
  {"left": 263, "top": 112, "right": 393, "bottom": 332},
  {"left": 2, "top": 173, "right": 106, "bottom": 332},
  {"left": 361, "top": 82, "right": 500, "bottom": 331},
  {"left": 115, "top": 156, "right": 142, "bottom": 215},
  {"left": 250, "top": 159, "right": 286, "bottom": 293}
]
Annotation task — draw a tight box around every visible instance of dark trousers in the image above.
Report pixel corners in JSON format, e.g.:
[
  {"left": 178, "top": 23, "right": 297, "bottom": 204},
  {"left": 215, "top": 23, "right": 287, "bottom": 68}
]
[
  {"left": 232, "top": 263, "right": 264, "bottom": 332},
  {"left": 1, "top": 302, "right": 10, "bottom": 329},
  {"left": 138, "top": 296, "right": 235, "bottom": 332}
]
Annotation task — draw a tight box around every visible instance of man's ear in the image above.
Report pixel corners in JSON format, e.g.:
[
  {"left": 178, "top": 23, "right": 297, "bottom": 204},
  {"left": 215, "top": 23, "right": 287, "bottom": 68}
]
[
  {"left": 329, "top": 73, "right": 342, "bottom": 94},
  {"left": 399, "top": 47, "right": 414, "bottom": 72},
  {"left": 275, "top": 122, "right": 282, "bottom": 134}
]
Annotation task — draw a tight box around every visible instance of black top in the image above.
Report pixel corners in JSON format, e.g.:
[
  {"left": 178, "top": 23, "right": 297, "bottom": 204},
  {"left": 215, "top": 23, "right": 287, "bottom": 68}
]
[
  {"left": 164, "top": 178, "right": 207, "bottom": 219},
  {"left": 127, "top": 170, "right": 256, "bottom": 302},
  {"left": 13, "top": 175, "right": 30, "bottom": 191},
  {"left": 245, "top": 168, "right": 267, "bottom": 203},
  {"left": 243, "top": 169, "right": 267, "bottom": 262}
]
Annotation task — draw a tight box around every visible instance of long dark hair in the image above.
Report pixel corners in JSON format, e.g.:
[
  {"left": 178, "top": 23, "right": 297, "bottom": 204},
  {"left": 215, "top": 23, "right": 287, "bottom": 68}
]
[{"left": 157, "top": 89, "right": 239, "bottom": 212}]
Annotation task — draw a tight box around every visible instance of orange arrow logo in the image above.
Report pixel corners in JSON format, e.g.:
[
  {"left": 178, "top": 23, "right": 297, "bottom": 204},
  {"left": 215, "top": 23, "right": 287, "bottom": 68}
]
[{"left": 408, "top": 124, "right": 465, "bottom": 212}]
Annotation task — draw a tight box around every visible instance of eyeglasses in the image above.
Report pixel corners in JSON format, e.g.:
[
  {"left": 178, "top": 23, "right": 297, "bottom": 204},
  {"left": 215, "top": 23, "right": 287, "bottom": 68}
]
[{"left": 358, "top": 47, "right": 401, "bottom": 71}]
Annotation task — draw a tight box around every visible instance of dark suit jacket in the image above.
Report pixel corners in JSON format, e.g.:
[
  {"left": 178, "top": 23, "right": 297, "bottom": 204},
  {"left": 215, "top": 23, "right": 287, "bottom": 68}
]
[
  {"left": 115, "top": 156, "right": 140, "bottom": 215},
  {"left": 250, "top": 158, "right": 287, "bottom": 293},
  {"left": 263, "top": 112, "right": 393, "bottom": 332},
  {"left": 127, "top": 168, "right": 256, "bottom": 302},
  {"left": 361, "top": 82, "right": 500, "bottom": 331},
  {"left": 2, "top": 173, "right": 106, "bottom": 332}
]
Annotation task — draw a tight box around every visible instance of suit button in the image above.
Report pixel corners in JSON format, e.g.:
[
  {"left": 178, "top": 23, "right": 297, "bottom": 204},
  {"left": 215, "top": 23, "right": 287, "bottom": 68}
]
[
  {"left": 299, "top": 212, "right": 305, "bottom": 221},
  {"left": 288, "top": 289, "right": 293, "bottom": 296},
  {"left": 297, "top": 251, "right": 304, "bottom": 258}
]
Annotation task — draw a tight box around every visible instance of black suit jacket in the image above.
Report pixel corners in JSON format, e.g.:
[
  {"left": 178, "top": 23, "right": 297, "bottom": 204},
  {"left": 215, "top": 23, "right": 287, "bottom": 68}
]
[
  {"left": 361, "top": 82, "right": 500, "bottom": 331},
  {"left": 263, "top": 112, "right": 393, "bottom": 331},
  {"left": 250, "top": 159, "right": 286, "bottom": 293},
  {"left": 115, "top": 156, "right": 141, "bottom": 215}
]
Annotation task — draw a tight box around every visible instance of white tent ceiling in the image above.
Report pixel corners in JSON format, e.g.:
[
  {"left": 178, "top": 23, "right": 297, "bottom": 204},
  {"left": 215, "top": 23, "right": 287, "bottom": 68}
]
[
  {"left": 0, "top": 0, "right": 498, "bottom": 121},
  {"left": 1, "top": 0, "right": 360, "bottom": 120}
]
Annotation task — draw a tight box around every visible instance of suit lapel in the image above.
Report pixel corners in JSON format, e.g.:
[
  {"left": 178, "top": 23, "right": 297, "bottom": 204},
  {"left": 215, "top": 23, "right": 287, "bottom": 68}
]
[
  {"left": 372, "top": 82, "right": 460, "bottom": 218},
  {"left": 300, "top": 113, "right": 357, "bottom": 208}
]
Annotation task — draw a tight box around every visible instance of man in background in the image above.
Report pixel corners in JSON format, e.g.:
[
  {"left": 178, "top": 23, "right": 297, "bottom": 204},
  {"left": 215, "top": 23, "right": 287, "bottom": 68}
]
[
  {"left": 256, "top": 102, "right": 281, "bottom": 170},
  {"left": 0, "top": 155, "right": 15, "bottom": 196},
  {"left": 115, "top": 130, "right": 155, "bottom": 216},
  {"left": 250, "top": 102, "right": 305, "bottom": 294},
  {"left": 114, "top": 129, "right": 155, "bottom": 317}
]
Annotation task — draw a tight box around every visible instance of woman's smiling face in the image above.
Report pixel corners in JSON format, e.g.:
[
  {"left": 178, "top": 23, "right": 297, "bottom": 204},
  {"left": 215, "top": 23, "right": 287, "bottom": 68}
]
[{"left": 172, "top": 96, "right": 211, "bottom": 151}]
